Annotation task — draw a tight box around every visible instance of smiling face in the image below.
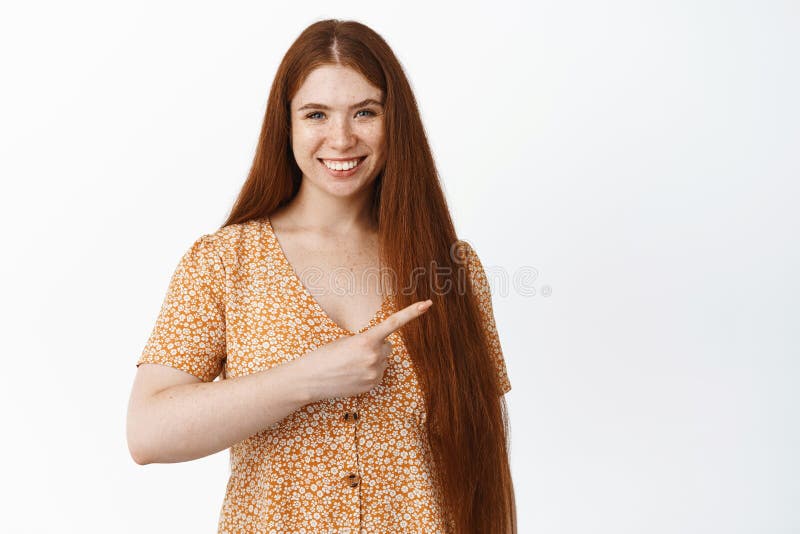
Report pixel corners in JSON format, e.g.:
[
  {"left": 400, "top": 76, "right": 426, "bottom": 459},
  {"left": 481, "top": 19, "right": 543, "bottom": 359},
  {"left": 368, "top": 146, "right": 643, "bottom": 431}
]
[{"left": 289, "top": 64, "right": 387, "bottom": 199}]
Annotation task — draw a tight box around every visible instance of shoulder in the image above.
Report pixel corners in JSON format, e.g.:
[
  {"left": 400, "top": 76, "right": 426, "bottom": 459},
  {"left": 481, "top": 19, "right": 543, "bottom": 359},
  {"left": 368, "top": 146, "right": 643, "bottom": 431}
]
[
  {"left": 452, "top": 238, "right": 494, "bottom": 294},
  {"left": 452, "top": 238, "right": 482, "bottom": 269},
  {"left": 190, "top": 218, "right": 266, "bottom": 261},
  {"left": 168, "top": 219, "right": 266, "bottom": 284}
]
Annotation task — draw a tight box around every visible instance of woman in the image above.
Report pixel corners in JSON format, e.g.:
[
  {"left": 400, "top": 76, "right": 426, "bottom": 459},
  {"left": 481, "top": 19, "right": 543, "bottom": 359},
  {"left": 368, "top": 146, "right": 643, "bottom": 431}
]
[{"left": 127, "top": 19, "right": 515, "bottom": 534}]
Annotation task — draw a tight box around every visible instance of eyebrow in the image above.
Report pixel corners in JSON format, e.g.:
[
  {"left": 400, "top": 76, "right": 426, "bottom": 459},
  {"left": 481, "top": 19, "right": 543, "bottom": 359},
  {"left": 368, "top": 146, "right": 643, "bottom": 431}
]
[{"left": 296, "top": 98, "right": 384, "bottom": 112}]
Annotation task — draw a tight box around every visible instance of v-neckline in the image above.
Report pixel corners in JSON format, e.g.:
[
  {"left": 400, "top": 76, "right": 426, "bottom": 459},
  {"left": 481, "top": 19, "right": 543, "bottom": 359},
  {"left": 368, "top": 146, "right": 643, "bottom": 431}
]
[{"left": 264, "top": 215, "right": 391, "bottom": 336}]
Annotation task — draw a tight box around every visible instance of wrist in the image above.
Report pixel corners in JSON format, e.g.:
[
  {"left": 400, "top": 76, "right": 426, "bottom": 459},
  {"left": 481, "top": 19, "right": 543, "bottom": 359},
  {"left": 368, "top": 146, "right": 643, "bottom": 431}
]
[{"left": 286, "top": 356, "right": 318, "bottom": 405}]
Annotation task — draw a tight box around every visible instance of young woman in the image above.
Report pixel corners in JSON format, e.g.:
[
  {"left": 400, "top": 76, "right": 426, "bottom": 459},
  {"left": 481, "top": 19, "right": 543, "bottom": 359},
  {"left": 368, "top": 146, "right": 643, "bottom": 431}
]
[{"left": 127, "top": 19, "right": 515, "bottom": 534}]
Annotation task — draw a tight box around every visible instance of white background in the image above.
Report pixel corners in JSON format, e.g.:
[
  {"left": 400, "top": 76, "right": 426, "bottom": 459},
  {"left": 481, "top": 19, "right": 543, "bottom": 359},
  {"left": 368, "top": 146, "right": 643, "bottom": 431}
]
[{"left": 1, "top": 1, "right": 798, "bottom": 532}]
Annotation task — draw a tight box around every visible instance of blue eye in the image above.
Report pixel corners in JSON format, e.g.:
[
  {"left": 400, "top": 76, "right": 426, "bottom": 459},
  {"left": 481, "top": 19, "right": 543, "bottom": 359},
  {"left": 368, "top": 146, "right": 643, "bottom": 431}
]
[{"left": 305, "top": 109, "right": 377, "bottom": 120}]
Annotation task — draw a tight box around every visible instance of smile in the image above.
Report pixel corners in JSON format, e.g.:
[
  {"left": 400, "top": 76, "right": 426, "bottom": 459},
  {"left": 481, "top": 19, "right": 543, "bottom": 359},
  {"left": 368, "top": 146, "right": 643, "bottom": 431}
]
[{"left": 318, "top": 156, "right": 367, "bottom": 177}]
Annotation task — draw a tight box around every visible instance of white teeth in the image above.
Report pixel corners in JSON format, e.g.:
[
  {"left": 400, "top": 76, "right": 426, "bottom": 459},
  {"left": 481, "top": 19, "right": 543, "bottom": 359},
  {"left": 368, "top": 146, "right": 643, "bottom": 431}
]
[{"left": 322, "top": 158, "right": 361, "bottom": 171}]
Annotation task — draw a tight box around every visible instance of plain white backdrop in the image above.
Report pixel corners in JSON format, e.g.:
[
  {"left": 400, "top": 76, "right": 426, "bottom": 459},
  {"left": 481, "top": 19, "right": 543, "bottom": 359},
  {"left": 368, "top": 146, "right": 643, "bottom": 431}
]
[{"left": 1, "top": 1, "right": 797, "bottom": 532}]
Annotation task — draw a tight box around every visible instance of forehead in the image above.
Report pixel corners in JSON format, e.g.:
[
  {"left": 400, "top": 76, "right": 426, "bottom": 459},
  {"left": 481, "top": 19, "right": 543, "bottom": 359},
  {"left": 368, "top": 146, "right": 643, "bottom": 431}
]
[{"left": 291, "top": 65, "right": 382, "bottom": 108}]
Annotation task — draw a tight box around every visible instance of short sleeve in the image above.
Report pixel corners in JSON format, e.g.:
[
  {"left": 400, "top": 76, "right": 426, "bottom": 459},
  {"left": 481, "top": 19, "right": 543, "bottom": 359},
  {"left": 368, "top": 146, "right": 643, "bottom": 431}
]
[
  {"left": 461, "top": 240, "right": 512, "bottom": 395},
  {"left": 137, "top": 235, "right": 227, "bottom": 382}
]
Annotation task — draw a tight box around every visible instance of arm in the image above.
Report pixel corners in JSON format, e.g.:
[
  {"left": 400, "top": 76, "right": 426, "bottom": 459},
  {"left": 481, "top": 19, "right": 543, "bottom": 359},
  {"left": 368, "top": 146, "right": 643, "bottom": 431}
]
[
  {"left": 126, "top": 359, "right": 313, "bottom": 465},
  {"left": 129, "top": 233, "right": 317, "bottom": 464},
  {"left": 127, "top": 298, "right": 436, "bottom": 465}
]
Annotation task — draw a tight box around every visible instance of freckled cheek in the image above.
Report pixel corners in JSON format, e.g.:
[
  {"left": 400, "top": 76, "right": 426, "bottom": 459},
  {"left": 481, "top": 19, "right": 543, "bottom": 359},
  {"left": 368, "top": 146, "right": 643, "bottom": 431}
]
[
  {"left": 358, "top": 123, "right": 385, "bottom": 149},
  {"left": 292, "top": 128, "right": 325, "bottom": 157}
]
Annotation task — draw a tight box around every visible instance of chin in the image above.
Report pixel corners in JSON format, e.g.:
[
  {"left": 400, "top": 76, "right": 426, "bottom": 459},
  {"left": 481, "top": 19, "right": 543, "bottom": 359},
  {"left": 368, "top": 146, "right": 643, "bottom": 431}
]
[
  {"left": 308, "top": 173, "right": 378, "bottom": 197},
  {"left": 323, "top": 181, "right": 372, "bottom": 198}
]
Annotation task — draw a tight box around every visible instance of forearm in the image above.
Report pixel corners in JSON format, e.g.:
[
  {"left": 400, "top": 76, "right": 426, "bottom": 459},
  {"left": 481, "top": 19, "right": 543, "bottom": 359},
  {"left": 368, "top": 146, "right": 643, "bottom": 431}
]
[{"left": 130, "top": 358, "right": 313, "bottom": 464}]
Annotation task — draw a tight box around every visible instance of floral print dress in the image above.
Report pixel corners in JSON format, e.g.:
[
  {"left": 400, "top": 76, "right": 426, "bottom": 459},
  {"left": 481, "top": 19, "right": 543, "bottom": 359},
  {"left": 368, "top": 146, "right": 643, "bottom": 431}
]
[{"left": 137, "top": 217, "right": 511, "bottom": 534}]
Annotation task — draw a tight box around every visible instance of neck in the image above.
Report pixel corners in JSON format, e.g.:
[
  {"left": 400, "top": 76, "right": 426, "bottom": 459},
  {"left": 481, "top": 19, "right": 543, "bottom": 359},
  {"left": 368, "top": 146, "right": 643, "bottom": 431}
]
[{"left": 279, "top": 179, "right": 377, "bottom": 234}]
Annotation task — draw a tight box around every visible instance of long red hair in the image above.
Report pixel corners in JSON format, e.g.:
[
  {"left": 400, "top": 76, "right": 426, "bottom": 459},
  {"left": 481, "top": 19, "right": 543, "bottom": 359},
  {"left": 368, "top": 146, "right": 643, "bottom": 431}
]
[{"left": 221, "top": 19, "right": 515, "bottom": 533}]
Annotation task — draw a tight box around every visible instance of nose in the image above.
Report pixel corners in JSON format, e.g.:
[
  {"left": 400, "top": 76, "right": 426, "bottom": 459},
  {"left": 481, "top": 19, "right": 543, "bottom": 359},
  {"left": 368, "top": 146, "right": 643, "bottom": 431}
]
[{"left": 327, "top": 115, "right": 356, "bottom": 151}]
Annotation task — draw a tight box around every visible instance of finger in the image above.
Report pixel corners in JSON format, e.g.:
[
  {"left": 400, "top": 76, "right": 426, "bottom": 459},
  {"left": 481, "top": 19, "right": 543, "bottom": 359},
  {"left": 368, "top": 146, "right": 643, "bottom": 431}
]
[
  {"left": 364, "top": 299, "right": 433, "bottom": 341},
  {"left": 381, "top": 340, "right": 393, "bottom": 358}
]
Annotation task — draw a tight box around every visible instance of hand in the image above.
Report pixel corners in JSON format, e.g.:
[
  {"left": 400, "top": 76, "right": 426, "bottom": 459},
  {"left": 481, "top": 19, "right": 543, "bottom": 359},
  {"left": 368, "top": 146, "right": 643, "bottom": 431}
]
[{"left": 297, "top": 299, "right": 434, "bottom": 402}]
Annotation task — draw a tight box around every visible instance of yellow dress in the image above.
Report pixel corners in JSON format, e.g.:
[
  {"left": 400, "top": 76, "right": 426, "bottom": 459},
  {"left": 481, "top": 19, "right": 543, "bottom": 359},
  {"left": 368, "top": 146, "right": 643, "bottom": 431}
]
[{"left": 137, "top": 217, "right": 511, "bottom": 533}]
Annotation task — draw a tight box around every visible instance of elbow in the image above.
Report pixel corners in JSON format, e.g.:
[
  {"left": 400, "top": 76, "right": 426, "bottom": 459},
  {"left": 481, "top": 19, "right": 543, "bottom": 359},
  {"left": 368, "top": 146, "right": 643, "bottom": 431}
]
[
  {"left": 129, "top": 446, "right": 150, "bottom": 466},
  {"left": 132, "top": 455, "right": 147, "bottom": 466},
  {"left": 127, "top": 433, "right": 152, "bottom": 465},
  {"left": 126, "top": 417, "right": 153, "bottom": 465}
]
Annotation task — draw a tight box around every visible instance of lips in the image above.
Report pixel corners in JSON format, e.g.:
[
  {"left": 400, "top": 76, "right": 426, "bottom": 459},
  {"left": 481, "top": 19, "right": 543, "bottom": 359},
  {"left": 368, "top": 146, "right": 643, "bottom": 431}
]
[
  {"left": 317, "top": 156, "right": 367, "bottom": 177},
  {"left": 318, "top": 156, "right": 367, "bottom": 167}
]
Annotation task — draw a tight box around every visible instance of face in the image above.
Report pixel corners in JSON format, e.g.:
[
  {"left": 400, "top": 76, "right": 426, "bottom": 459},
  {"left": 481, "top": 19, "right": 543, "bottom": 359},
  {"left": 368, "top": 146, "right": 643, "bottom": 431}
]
[{"left": 290, "top": 64, "right": 387, "bottom": 198}]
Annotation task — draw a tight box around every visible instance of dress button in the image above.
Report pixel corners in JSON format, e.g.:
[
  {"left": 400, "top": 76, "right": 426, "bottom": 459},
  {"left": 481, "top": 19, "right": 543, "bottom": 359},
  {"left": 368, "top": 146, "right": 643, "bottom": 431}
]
[
  {"left": 345, "top": 473, "right": 361, "bottom": 487},
  {"left": 343, "top": 411, "right": 359, "bottom": 422}
]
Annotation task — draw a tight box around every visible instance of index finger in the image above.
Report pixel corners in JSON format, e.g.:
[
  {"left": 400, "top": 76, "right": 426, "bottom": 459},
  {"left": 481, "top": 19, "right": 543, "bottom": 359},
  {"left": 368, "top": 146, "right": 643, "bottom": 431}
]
[{"left": 363, "top": 299, "right": 433, "bottom": 341}]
